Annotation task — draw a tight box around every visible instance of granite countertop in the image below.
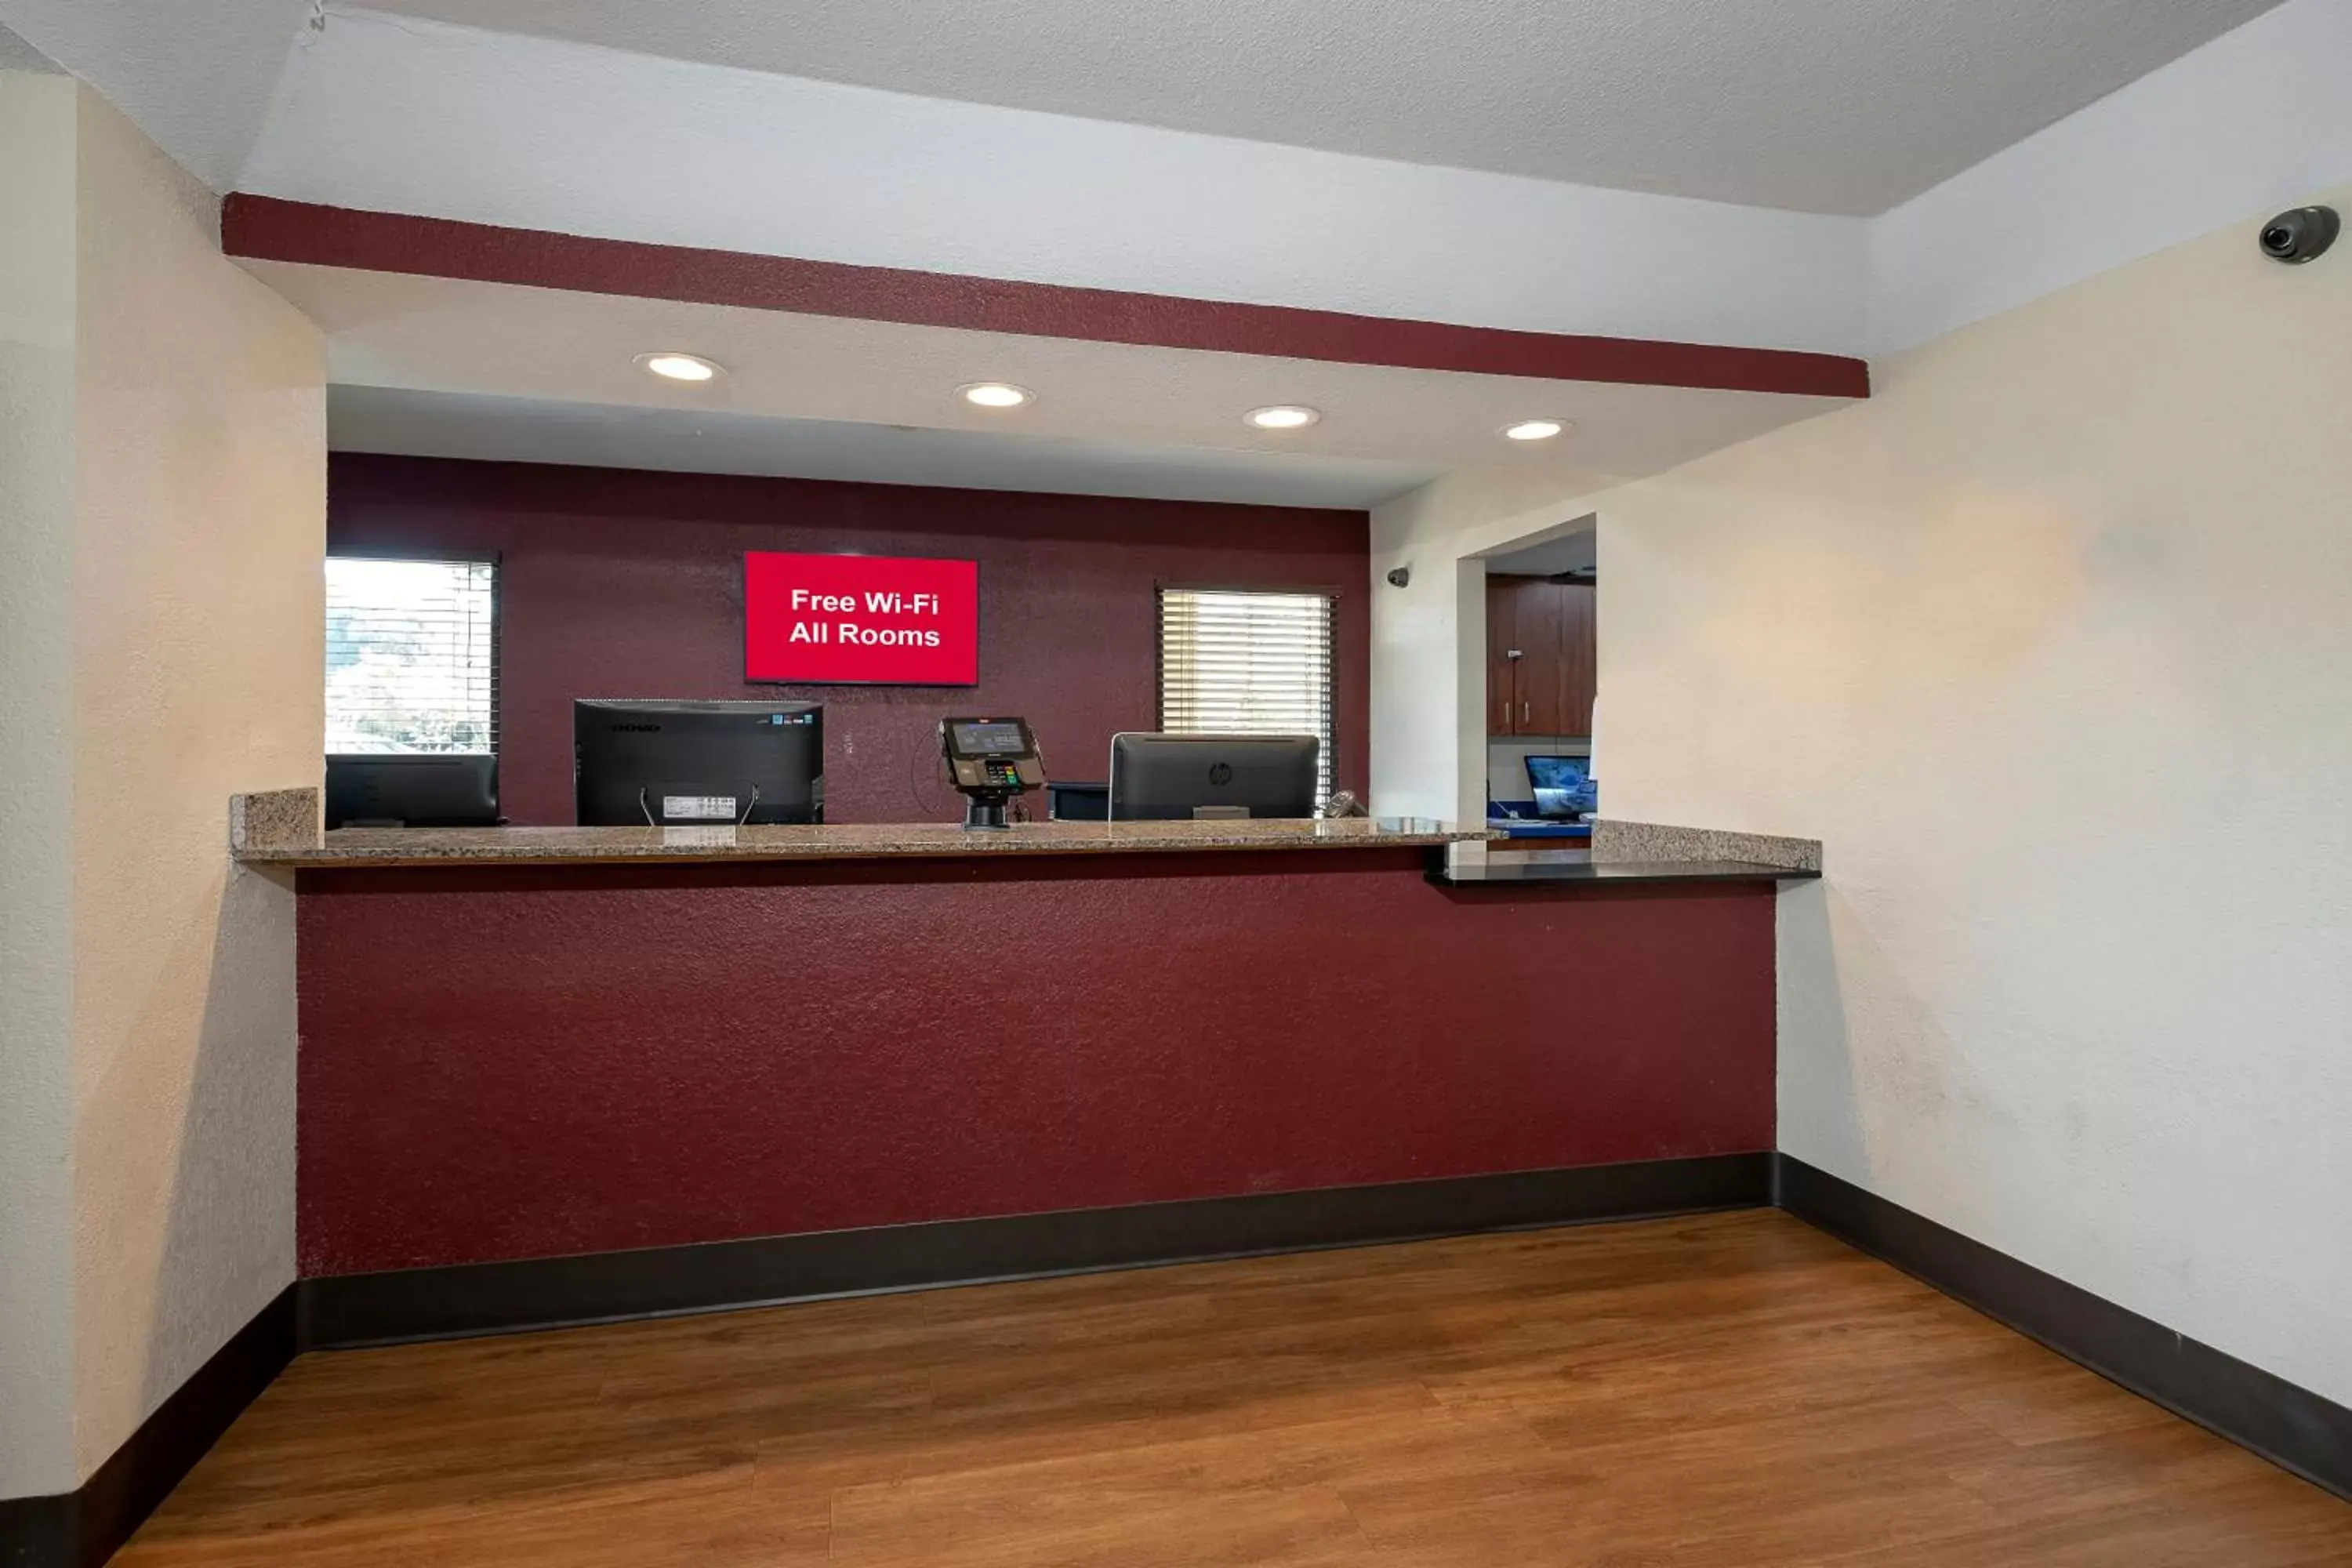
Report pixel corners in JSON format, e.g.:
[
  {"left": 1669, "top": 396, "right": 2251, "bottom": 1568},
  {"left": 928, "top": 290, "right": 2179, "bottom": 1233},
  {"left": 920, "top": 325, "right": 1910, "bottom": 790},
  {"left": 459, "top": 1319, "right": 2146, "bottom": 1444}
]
[{"left": 231, "top": 814, "right": 1494, "bottom": 869}]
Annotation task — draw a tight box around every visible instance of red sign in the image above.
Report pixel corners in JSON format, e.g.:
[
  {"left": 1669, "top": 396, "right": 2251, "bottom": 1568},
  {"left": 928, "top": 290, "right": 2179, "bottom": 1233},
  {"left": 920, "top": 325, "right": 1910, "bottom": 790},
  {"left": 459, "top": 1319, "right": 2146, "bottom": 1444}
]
[{"left": 744, "top": 552, "right": 979, "bottom": 685}]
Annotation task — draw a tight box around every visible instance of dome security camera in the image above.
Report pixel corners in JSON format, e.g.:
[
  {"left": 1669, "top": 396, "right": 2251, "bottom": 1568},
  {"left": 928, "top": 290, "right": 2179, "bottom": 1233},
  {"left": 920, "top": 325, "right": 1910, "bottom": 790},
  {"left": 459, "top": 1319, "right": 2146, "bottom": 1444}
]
[
  {"left": 1385, "top": 566, "right": 1411, "bottom": 588},
  {"left": 2259, "top": 206, "right": 2339, "bottom": 265}
]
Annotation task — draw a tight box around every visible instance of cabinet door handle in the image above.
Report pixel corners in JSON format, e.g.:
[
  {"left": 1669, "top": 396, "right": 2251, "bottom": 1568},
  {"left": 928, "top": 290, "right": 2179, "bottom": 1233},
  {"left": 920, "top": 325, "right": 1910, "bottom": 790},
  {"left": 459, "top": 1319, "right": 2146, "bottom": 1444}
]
[{"left": 1521, "top": 699, "right": 1529, "bottom": 724}]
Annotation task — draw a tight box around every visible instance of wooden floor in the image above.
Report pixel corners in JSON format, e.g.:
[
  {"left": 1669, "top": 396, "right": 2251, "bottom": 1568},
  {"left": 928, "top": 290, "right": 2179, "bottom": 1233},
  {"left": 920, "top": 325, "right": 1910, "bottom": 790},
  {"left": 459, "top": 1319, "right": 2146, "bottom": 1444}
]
[{"left": 122, "top": 1211, "right": 2352, "bottom": 1566}]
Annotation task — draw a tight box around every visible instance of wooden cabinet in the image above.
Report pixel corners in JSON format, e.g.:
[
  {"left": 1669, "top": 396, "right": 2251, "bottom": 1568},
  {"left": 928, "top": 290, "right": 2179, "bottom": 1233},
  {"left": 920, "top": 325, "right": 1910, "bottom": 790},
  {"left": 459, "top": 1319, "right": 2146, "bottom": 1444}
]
[
  {"left": 1486, "top": 579, "right": 1521, "bottom": 735},
  {"left": 1512, "top": 579, "right": 1566, "bottom": 735},
  {"left": 1555, "top": 579, "right": 1595, "bottom": 737},
  {"left": 1486, "top": 576, "right": 1595, "bottom": 736}
]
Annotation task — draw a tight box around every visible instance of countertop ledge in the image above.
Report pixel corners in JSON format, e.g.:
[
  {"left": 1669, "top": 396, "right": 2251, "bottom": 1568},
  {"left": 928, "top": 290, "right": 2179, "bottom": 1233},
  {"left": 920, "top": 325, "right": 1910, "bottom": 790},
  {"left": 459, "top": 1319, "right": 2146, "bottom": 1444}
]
[{"left": 229, "top": 815, "right": 1494, "bottom": 868}]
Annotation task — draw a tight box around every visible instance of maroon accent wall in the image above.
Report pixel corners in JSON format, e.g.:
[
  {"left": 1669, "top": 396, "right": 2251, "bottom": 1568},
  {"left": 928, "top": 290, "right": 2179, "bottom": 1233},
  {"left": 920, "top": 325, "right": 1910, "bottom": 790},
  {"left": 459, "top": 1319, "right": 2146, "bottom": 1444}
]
[
  {"left": 227, "top": 196, "right": 1871, "bottom": 400},
  {"left": 329, "top": 454, "right": 1370, "bottom": 825},
  {"left": 296, "top": 853, "right": 1777, "bottom": 1276}
]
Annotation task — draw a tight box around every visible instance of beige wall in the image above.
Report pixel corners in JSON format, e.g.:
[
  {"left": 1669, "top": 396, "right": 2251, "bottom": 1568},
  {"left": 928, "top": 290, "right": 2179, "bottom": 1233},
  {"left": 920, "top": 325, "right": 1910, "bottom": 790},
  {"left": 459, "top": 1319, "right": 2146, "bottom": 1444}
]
[
  {"left": 66, "top": 84, "right": 325, "bottom": 1481},
  {"left": 0, "top": 76, "right": 324, "bottom": 1497},
  {"left": 0, "top": 65, "right": 82, "bottom": 1503},
  {"left": 1377, "top": 180, "right": 2352, "bottom": 1406},
  {"left": 1602, "top": 180, "right": 2352, "bottom": 1406}
]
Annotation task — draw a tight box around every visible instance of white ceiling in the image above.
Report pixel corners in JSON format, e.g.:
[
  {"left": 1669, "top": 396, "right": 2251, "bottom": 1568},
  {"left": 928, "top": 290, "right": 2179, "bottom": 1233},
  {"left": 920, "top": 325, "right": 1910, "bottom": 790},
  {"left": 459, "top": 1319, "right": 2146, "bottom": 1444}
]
[
  {"left": 345, "top": 0, "right": 2282, "bottom": 216},
  {"left": 0, "top": 19, "right": 59, "bottom": 71},
  {"left": 330, "top": 388, "right": 1445, "bottom": 510},
  {"left": 24, "top": 0, "right": 2316, "bottom": 508},
  {"left": 256, "top": 260, "right": 1849, "bottom": 509},
  {"left": 5, "top": 0, "right": 2285, "bottom": 213},
  {"left": 0, "top": 0, "right": 307, "bottom": 187}
]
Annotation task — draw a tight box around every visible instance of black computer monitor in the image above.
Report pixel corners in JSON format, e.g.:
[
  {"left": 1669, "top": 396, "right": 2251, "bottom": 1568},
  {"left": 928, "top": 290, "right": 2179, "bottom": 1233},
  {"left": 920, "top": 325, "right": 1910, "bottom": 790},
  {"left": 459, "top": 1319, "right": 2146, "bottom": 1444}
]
[
  {"left": 574, "top": 699, "right": 823, "bottom": 826},
  {"left": 325, "top": 754, "right": 500, "bottom": 828},
  {"left": 1108, "top": 733, "right": 1320, "bottom": 821}
]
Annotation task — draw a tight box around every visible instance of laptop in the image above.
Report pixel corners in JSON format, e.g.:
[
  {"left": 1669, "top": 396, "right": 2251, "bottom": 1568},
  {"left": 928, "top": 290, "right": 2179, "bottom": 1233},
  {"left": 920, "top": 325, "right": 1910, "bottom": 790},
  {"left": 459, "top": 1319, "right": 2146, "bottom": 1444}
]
[{"left": 1523, "top": 754, "right": 1597, "bottom": 819}]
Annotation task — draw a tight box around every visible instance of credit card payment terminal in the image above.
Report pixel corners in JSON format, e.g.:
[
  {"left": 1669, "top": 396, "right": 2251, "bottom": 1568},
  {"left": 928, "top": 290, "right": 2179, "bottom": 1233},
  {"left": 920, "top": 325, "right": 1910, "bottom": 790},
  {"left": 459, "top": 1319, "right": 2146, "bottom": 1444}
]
[{"left": 938, "top": 717, "right": 1046, "bottom": 829}]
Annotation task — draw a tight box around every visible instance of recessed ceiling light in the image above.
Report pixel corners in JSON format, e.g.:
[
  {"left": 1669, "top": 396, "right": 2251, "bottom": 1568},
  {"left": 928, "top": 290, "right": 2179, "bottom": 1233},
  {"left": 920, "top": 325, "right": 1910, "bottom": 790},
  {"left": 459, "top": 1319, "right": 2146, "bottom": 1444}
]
[
  {"left": 636, "top": 352, "right": 723, "bottom": 383},
  {"left": 960, "top": 382, "right": 1034, "bottom": 408},
  {"left": 1246, "top": 405, "right": 1320, "bottom": 430},
  {"left": 1504, "top": 419, "right": 1570, "bottom": 441}
]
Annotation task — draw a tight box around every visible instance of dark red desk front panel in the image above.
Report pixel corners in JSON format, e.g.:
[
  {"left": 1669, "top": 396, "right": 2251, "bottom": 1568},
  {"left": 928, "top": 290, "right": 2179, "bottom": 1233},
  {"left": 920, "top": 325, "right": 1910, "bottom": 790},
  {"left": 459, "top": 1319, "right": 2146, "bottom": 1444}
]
[{"left": 295, "top": 850, "right": 1775, "bottom": 1276}]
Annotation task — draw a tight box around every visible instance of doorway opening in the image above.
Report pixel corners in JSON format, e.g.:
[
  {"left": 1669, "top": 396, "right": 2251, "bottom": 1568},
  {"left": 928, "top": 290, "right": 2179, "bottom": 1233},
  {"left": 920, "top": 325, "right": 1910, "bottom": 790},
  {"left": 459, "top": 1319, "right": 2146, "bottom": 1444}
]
[{"left": 1477, "top": 524, "right": 1596, "bottom": 840}]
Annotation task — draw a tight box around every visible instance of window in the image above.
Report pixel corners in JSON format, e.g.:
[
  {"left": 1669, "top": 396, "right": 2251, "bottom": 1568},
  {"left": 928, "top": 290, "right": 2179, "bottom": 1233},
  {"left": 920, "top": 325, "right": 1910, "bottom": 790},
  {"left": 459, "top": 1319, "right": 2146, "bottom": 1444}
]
[
  {"left": 325, "top": 557, "right": 497, "bottom": 753},
  {"left": 1157, "top": 587, "right": 1336, "bottom": 806}
]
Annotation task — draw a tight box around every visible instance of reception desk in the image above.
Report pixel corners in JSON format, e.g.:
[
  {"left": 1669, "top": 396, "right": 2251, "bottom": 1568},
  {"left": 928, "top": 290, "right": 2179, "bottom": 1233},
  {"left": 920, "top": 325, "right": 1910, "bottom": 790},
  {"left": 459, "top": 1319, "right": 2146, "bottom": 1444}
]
[{"left": 233, "top": 802, "right": 1810, "bottom": 1345}]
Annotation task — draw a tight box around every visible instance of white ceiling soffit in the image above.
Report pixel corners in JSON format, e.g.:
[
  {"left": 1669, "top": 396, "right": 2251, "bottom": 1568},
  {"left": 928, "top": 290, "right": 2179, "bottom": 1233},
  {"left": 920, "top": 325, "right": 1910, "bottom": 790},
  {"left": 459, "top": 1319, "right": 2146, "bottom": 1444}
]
[
  {"left": 0, "top": 0, "right": 310, "bottom": 187},
  {"left": 351, "top": 0, "right": 2282, "bottom": 217},
  {"left": 240, "top": 9, "right": 1872, "bottom": 358},
  {"left": 329, "top": 387, "right": 1444, "bottom": 511},
  {"left": 1483, "top": 531, "right": 1599, "bottom": 579},
  {"left": 260, "top": 260, "right": 1848, "bottom": 507}
]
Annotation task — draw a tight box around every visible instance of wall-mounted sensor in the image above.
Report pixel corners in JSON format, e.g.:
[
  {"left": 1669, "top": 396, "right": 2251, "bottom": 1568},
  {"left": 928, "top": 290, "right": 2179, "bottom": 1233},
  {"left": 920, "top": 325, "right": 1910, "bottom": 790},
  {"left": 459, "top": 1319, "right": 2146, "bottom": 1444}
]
[
  {"left": 2259, "top": 206, "right": 2339, "bottom": 265},
  {"left": 1385, "top": 566, "right": 1411, "bottom": 588}
]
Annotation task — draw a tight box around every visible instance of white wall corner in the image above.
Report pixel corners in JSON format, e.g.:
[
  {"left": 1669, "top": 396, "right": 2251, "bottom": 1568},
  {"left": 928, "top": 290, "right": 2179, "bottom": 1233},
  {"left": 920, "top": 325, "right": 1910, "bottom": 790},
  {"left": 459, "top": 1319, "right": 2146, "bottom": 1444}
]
[{"left": 0, "top": 63, "right": 82, "bottom": 1506}]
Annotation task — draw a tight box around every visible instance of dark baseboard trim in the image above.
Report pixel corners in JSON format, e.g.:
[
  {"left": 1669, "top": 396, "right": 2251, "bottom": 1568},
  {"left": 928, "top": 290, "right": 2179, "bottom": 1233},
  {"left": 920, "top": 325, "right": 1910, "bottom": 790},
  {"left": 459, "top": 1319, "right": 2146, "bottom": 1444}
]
[
  {"left": 0, "top": 1287, "right": 296, "bottom": 1568},
  {"left": 1776, "top": 1154, "right": 2352, "bottom": 1504},
  {"left": 298, "top": 1153, "right": 1773, "bottom": 1349},
  {"left": 0, "top": 1495, "right": 71, "bottom": 1568}
]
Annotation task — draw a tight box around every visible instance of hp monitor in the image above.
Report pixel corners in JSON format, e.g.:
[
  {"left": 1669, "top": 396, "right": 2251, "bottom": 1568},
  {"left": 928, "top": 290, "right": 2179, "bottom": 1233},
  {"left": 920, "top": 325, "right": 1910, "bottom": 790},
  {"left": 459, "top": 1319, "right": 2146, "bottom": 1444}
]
[{"left": 1108, "top": 732, "right": 1319, "bottom": 821}]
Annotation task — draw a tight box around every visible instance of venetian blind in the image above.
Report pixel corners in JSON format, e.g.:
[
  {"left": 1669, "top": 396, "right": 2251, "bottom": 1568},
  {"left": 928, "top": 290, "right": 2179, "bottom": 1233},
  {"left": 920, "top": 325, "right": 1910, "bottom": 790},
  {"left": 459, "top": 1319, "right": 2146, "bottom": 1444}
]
[
  {"left": 1157, "top": 587, "right": 1334, "bottom": 806},
  {"left": 325, "top": 557, "right": 498, "bottom": 754}
]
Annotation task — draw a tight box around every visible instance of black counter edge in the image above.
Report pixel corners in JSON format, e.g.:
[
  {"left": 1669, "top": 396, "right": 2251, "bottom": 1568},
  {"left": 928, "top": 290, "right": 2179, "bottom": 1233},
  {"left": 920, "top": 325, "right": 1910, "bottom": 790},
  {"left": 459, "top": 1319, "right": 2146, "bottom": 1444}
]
[
  {"left": 296, "top": 1154, "right": 1773, "bottom": 1349},
  {"left": 1774, "top": 1154, "right": 2352, "bottom": 1503},
  {"left": 0, "top": 1287, "right": 296, "bottom": 1568},
  {"left": 1418, "top": 848, "right": 1820, "bottom": 886}
]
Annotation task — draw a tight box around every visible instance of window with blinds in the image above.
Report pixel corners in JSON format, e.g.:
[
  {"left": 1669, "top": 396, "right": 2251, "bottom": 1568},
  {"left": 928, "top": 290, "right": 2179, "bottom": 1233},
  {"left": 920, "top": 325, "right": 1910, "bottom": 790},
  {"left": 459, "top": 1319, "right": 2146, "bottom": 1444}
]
[
  {"left": 1157, "top": 587, "right": 1335, "bottom": 805},
  {"left": 325, "top": 557, "right": 498, "bottom": 754}
]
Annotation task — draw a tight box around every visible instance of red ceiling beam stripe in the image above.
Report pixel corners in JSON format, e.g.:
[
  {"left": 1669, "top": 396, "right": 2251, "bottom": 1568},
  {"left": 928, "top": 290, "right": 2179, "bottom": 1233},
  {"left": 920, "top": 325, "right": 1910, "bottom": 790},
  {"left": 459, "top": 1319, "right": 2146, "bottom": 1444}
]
[{"left": 222, "top": 194, "right": 1868, "bottom": 400}]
